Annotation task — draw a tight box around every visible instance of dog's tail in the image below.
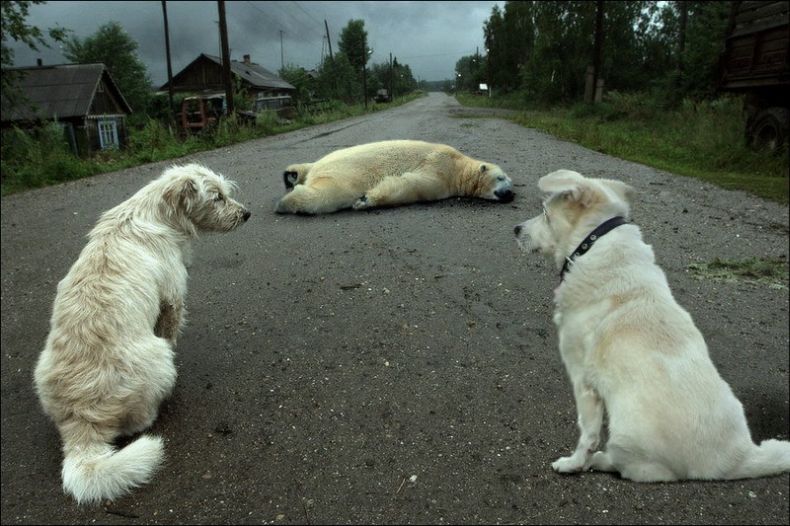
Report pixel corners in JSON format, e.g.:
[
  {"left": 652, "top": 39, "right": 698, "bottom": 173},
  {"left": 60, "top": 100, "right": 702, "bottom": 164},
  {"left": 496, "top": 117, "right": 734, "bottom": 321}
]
[
  {"left": 726, "top": 439, "right": 790, "bottom": 480},
  {"left": 60, "top": 420, "right": 164, "bottom": 504}
]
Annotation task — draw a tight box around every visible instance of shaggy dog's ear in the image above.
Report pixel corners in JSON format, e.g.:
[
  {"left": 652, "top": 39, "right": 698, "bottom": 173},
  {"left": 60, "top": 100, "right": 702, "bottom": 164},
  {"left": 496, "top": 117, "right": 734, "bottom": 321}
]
[
  {"left": 163, "top": 175, "right": 200, "bottom": 214},
  {"left": 480, "top": 164, "right": 488, "bottom": 173}
]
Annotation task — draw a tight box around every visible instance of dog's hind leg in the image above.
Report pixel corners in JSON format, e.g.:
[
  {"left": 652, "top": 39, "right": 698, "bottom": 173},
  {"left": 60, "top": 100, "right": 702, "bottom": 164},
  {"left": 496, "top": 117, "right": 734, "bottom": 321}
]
[
  {"left": 119, "top": 337, "right": 177, "bottom": 437},
  {"left": 586, "top": 450, "right": 617, "bottom": 472},
  {"left": 552, "top": 382, "right": 604, "bottom": 473},
  {"left": 619, "top": 461, "right": 677, "bottom": 482}
]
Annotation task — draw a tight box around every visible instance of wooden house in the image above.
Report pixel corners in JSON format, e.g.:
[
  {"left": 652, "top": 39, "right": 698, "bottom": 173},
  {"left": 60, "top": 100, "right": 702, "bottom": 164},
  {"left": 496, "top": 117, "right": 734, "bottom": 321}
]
[
  {"left": 1, "top": 62, "right": 133, "bottom": 155},
  {"left": 160, "top": 53, "right": 296, "bottom": 97}
]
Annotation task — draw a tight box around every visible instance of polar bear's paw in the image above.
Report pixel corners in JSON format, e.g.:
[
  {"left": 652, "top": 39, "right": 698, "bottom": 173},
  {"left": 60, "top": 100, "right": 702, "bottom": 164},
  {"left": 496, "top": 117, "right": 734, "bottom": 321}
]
[{"left": 353, "top": 195, "right": 373, "bottom": 210}]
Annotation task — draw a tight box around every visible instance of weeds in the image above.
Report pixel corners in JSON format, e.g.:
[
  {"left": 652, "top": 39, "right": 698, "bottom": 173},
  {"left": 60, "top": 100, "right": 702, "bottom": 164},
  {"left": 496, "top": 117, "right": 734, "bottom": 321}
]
[{"left": 688, "top": 257, "right": 789, "bottom": 288}]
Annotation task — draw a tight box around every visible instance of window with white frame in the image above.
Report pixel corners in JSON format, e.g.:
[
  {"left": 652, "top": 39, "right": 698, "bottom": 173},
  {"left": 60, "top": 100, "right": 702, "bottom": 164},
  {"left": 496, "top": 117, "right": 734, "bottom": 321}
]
[{"left": 98, "top": 119, "right": 119, "bottom": 149}]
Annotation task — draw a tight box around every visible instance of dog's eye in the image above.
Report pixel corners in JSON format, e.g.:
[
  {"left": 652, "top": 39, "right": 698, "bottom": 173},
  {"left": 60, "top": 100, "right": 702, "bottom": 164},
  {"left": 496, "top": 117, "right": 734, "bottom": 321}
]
[
  {"left": 496, "top": 176, "right": 505, "bottom": 182},
  {"left": 214, "top": 194, "right": 225, "bottom": 202}
]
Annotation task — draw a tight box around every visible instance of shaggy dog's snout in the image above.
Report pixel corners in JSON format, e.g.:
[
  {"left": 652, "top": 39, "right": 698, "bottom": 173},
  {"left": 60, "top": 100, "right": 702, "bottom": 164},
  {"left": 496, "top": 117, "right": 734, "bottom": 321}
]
[
  {"left": 496, "top": 189, "right": 515, "bottom": 202},
  {"left": 514, "top": 224, "right": 522, "bottom": 236},
  {"left": 242, "top": 210, "right": 251, "bottom": 222}
]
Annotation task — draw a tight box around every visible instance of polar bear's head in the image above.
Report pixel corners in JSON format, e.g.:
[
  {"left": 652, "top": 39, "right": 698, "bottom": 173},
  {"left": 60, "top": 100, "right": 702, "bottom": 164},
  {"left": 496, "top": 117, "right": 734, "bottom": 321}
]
[{"left": 477, "top": 162, "right": 515, "bottom": 203}]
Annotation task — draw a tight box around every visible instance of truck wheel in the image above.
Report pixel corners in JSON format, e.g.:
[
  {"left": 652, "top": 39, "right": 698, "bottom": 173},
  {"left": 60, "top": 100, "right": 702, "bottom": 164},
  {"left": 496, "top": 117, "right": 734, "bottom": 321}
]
[{"left": 749, "top": 107, "right": 788, "bottom": 153}]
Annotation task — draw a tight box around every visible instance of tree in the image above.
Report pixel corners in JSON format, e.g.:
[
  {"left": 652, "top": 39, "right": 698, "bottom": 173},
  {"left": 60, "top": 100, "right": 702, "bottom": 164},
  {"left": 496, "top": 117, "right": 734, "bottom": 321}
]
[
  {"left": 676, "top": 1, "right": 731, "bottom": 98},
  {"left": 391, "top": 58, "right": 416, "bottom": 96},
  {"left": 279, "top": 64, "right": 315, "bottom": 103},
  {"left": 315, "top": 52, "right": 361, "bottom": 103},
  {"left": 1, "top": 0, "right": 68, "bottom": 108},
  {"left": 454, "top": 54, "right": 485, "bottom": 92},
  {"left": 63, "top": 21, "right": 151, "bottom": 116},
  {"left": 337, "top": 19, "right": 370, "bottom": 73}
]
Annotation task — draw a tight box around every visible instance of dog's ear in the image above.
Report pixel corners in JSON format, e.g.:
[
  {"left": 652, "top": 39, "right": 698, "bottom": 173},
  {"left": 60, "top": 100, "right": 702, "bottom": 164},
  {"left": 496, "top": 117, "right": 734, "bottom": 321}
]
[
  {"left": 538, "top": 170, "right": 597, "bottom": 205},
  {"left": 600, "top": 179, "right": 636, "bottom": 204},
  {"left": 538, "top": 169, "right": 585, "bottom": 194},
  {"left": 163, "top": 175, "right": 200, "bottom": 214}
]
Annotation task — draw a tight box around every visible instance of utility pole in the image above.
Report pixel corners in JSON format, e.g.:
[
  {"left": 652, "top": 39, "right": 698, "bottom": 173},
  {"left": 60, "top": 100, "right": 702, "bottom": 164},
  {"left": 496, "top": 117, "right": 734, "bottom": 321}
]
[
  {"left": 362, "top": 34, "right": 368, "bottom": 109},
  {"left": 677, "top": 1, "right": 688, "bottom": 88},
  {"left": 592, "top": 0, "right": 604, "bottom": 103},
  {"left": 161, "top": 0, "right": 175, "bottom": 119},
  {"left": 217, "top": 0, "right": 234, "bottom": 115},
  {"left": 389, "top": 52, "right": 393, "bottom": 101},
  {"left": 324, "top": 20, "right": 333, "bottom": 60},
  {"left": 280, "top": 30, "right": 285, "bottom": 70}
]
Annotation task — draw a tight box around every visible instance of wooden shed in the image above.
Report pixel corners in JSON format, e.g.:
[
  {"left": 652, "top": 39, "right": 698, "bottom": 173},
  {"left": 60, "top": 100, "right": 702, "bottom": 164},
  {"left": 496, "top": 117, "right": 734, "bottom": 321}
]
[
  {"left": 0, "top": 63, "right": 133, "bottom": 156},
  {"left": 160, "top": 53, "right": 296, "bottom": 97}
]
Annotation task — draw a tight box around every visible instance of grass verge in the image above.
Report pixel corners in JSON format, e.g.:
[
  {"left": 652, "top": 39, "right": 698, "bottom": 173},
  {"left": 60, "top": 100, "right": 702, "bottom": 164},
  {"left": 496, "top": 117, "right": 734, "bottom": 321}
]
[{"left": 456, "top": 92, "right": 789, "bottom": 203}]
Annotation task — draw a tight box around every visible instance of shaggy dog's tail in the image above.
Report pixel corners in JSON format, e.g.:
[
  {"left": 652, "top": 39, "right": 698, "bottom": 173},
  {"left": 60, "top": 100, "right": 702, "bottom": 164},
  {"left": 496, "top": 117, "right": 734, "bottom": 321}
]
[
  {"left": 61, "top": 421, "right": 164, "bottom": 504},
  {"left": 727, "top": 439, "right": 790, "bottom": 479}
]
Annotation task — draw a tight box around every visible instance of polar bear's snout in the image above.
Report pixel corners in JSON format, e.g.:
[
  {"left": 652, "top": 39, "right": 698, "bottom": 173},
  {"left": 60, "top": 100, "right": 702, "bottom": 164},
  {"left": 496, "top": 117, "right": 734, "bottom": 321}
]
[
  {"left": 495, "top": 188, "right": 515, "bottom": 202},
  {"left": 491, "top": 173, "right": 515, "bottom": 202}
]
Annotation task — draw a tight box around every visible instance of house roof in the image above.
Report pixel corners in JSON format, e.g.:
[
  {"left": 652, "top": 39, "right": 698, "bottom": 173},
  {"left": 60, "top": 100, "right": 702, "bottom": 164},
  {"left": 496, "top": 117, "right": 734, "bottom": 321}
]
[
  {"left": 1, "top": 63, "right": 133, "bottom": 123},
  {"left": 160, "top": 53, "right": 296, "bottom": 91}
]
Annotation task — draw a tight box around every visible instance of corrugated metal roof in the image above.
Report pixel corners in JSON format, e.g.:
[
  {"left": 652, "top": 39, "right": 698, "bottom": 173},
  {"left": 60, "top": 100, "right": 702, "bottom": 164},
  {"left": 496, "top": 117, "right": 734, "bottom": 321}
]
[
  {"left": 203, "top": 54, "right": 296, "bottom": 90},
  {"left": 1, "top": 63, "right": 132, "bottom": 122}
]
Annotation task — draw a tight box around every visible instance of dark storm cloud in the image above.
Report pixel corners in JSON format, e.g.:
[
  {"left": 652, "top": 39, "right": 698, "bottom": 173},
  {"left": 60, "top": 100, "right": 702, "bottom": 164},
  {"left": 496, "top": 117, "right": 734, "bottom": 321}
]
[{"left": 9, "top": 1, "right": 502, "bottom": 86}]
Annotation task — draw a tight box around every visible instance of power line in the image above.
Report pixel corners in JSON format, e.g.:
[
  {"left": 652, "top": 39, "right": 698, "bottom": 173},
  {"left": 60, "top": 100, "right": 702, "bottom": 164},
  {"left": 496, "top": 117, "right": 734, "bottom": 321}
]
[
  {"left": 244, "top": 1, "right": 322, "bottom": 40},
  {"left": 290, "top": 1, "right": 324, "bottom": 33},
  {"left": 398, "top": 50, "right": 478, "bottom": 60}
]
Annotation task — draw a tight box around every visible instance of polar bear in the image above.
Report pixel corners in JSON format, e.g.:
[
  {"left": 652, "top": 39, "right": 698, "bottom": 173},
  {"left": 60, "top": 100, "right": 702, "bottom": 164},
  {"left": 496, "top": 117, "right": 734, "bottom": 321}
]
[{"left": 275, "top": 140, "right": 515, "bottom": 214}]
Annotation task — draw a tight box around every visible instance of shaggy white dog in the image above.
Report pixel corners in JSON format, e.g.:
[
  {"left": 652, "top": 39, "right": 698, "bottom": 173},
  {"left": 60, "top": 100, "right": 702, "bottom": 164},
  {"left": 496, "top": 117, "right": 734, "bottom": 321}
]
[
  {"left": 34, "top": 164, "right": 250, "bottom": 504},
  {"left": 514, "top": 169, "right": 790, "bottom": 482}
]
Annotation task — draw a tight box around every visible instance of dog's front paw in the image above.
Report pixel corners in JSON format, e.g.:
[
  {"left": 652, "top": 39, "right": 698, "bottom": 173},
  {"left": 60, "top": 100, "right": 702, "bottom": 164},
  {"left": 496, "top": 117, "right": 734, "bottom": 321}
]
[
  {"left": 552, "top": 455, "right": 586, "bottom": 473},
  {"left": 353, "top": 195, "right": 373, "bottom": 210}
]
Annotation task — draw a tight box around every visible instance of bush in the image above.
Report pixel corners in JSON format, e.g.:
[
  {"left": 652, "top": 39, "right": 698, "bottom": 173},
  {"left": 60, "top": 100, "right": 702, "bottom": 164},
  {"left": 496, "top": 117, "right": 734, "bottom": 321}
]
[{"left": 1, "top": 123, "right": 97, "bottom": 192}]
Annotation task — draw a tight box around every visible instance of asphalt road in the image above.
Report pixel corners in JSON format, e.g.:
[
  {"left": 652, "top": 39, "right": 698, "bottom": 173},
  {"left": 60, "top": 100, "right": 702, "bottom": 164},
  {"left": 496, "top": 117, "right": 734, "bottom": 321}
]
[{"left": 1, "top": 92, "right": 788, "bottom": 525}]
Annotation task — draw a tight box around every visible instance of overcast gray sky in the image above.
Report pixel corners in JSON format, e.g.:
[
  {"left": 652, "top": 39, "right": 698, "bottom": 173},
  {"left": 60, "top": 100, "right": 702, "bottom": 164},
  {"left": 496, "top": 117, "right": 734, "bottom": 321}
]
[{"left": 9, "top": 1, "right": 504, "bottom": 86}]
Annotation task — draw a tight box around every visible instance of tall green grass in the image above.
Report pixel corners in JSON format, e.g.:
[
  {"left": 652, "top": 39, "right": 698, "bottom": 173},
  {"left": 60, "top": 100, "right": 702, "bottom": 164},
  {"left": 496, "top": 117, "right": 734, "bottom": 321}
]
[
  {"left": 457, "top": 91, "right": 789, "bottom": 203},
  {"left": 1, "top": 92, "right": 425, "bottom": 195}
]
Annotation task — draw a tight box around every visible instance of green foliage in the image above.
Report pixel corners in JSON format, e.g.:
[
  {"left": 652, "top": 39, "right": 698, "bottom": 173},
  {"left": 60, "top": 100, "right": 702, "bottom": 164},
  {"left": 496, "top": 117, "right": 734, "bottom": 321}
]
[
  {"left": 338, "top": 19, "right": 370, "bottom": 72},
  {"left": 478, "top": 1, "right": 738, "bottom": 105},
  {"left": 1, "top": 123, "right": 97, "bottom": 192},
  {"left": 677, "top": 1, "right": 732, "bottom": 99},
  {"left": 1, "top": 0, "right": 68, "bottom": 107},
  {"left": 278, "top": 65, "right": 315, "bottom": 103},
  {"left": 454, "top": 54, "right": 486, "bottom": 92},
  {"left": 315, "top": 52, "right": 361, "bottom": 103},
  {"left": 63, "top": 21, "right": 151, "bottom": 116}
]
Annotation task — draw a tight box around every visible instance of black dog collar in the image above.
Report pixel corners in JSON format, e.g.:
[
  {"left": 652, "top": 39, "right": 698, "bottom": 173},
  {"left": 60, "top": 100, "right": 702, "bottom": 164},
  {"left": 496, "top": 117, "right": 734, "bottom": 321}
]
[{"left": 560, "top": 216, "right": 628, "bottom": 281}]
